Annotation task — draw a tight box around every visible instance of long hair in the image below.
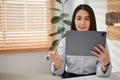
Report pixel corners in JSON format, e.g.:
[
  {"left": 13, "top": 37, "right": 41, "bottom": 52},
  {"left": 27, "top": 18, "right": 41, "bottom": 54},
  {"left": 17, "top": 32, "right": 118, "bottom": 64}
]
[{"left": 71, "top": 4, "right": 96, "bottom": 31}]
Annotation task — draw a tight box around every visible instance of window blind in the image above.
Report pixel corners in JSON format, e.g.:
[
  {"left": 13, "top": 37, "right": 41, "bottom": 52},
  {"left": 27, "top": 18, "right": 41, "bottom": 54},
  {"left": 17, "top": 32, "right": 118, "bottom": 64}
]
[{"left": 0, "top": 0, "right": 54, "bottom": 53}]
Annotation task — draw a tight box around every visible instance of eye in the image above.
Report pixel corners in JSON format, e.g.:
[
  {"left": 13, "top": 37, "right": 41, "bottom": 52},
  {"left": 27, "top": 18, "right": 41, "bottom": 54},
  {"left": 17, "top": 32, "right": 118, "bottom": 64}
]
[
  {"left": 86, "top": 18, "right": 90, "bottom": 20},
  {"left": 77, "top": 17, "right": 81, "bottom": 20},
  {"left": 85, "top": 17, "right": 90, "bottom": 20}
]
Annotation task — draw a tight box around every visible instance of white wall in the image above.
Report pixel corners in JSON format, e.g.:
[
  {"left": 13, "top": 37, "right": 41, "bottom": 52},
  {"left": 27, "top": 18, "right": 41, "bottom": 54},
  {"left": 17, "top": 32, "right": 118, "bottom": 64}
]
[
  {"left": 88, "top": 0, "right": 107, "bottom": 31},
  {"left": 107, "top": 39, "right": 120, "bottom": 72}
]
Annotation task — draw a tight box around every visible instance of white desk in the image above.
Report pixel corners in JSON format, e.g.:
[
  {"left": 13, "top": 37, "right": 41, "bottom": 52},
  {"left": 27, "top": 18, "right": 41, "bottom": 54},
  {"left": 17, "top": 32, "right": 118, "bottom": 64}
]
[
  {"left": 0, "top": 72, "right": 119, "bottom": 80},
  {"left": 0, "top": 73, "right": 61, "bottom": 80},
  {"left": 63, "top": 72, "right": 120, "bottom": 80}
]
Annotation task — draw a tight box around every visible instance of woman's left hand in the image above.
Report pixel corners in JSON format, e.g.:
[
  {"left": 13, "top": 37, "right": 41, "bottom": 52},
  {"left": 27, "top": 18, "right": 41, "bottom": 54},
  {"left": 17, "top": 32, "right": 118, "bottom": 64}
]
[{"left": 90, "top": 44, "right": 109, "bottom": 66}]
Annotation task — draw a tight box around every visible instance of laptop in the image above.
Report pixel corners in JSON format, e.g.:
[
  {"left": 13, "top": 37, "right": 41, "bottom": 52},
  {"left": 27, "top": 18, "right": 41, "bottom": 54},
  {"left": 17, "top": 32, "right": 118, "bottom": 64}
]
[{"left": 65, "top": 31, "right": 106, "bottom": 56}]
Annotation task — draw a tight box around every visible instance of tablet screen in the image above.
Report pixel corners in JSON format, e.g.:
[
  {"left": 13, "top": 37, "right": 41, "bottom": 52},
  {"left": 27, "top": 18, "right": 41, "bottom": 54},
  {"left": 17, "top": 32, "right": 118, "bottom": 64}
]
[{"left": 65, "top": 31, "right": 106, "bottom": 56}]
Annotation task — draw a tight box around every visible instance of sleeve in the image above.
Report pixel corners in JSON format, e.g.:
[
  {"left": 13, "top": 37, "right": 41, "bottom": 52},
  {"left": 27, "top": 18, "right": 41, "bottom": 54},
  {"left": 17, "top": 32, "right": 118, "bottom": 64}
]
[
  {"left": 96, "top": 42, "right": 112, "bottom": 77},
  {"left": 51, "top": 38, "right": 66, "bottom": 76},
  {"left": 96, "top": 62, "right": 112, "bottom": 77}
]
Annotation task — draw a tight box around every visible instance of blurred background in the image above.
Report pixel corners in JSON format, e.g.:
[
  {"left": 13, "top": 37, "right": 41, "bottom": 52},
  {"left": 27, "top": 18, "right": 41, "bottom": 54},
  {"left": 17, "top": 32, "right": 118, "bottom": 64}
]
[{"left": 0, "top": 0, "right": 120, "bottom": 75}]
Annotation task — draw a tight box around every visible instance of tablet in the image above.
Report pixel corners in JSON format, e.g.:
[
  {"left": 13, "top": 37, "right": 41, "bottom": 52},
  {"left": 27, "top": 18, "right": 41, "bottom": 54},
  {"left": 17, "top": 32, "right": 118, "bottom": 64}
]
[{"left": 65, "top": 31, "right": 106, "bottom": 56}]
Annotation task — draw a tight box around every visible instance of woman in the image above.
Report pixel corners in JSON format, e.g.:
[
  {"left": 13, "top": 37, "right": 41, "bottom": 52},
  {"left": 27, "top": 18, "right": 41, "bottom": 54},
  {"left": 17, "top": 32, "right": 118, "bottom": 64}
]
[{"left": 48, "top": 4, "right": 112, "bottom": 78}]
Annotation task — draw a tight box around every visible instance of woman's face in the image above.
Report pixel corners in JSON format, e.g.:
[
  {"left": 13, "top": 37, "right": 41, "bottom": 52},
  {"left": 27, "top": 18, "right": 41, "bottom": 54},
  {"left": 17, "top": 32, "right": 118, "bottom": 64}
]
[{"left": 75, "top": 10, "right": 90, "bottom": 31}]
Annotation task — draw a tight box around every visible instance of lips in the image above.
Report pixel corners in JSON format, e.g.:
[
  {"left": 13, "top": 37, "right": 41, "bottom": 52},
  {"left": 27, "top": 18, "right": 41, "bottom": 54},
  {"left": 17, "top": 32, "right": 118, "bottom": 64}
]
[{"left": 79, "top": 27, "right": 86, "bottom": 30}]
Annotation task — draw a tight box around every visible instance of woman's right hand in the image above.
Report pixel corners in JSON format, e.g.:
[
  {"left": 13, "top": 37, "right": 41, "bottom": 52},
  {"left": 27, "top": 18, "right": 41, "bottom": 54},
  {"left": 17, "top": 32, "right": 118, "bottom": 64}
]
[{"left": 48, "top": 50, "right": 61, "bottom": 70}]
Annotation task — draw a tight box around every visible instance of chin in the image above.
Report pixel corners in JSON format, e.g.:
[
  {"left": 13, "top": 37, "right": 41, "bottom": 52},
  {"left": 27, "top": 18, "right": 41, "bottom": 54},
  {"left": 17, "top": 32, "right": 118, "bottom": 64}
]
[{"left": 77, "top": 29, "right": 88, "bottom": 31}]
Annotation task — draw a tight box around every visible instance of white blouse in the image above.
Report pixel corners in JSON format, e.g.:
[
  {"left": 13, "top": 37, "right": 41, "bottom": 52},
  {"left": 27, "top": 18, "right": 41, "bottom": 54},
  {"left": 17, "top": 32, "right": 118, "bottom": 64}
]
[{"left": 51, "top": 38, "right": 112, "bottom": 77}]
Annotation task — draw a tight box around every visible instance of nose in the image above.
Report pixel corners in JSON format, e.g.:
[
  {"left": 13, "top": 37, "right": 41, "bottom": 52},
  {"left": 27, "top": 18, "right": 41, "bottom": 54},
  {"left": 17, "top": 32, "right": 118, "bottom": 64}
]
[{"left": 80, "top": 19, "right": 85, "bottom": 25}]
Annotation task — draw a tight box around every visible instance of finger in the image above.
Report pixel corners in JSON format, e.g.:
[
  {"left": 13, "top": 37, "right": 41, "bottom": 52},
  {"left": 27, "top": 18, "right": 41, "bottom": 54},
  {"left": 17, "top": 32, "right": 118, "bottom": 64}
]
[
  {"left": 53, "top": 50, "right": 59, "bottom": 61},
  {"left": 94, "top": 46, "right": 103, "bottom": 54},
  {"left": 50, "top": 54, "right": 54, "bottom": 61},
  {"left": 91, "top": 52, "right": 102, "bottom": 62},
  {"left": 92, "top": 49, "right": 106, "bottom": 62},
  {"left": 90, "top": 50, "right": 100, "bottom": 58},
  {"left": 53, "top": 50, "right": 57, "bottom": 57},
  {"left": 53, "top": 50, "right": 59, "bottom": 57},
  {"left": 54, "top": 52, "right": 60, "bottom": 61},
  {"left": 94, "top": 45, "right": 107, "bottom": 59},
  {"left": 98, "top": 44, "right": 106, "bottom": 53},
  {"left": 48, "top": 51, "right": 52, "bottom": 55},
  {"left": 47, "top": 51, "right": 51, "bottom": 60},
  {"left": 51, "top": 50, "right": 57, "bottom": 61},
  {"left": 54, "top": 54, "right": 60, "bottom": 65},
  {"left": 98, "top": 44, "right": 108, "bottom": 57},
  {"left": 55, "top": 53, "right": 59, "bottom": 61}
]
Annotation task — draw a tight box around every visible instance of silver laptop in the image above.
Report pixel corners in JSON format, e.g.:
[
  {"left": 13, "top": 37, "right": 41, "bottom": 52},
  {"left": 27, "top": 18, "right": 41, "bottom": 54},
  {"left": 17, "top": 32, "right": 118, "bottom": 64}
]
[{"left": 65, "top": 31, "right": 106, "bottom": 56}]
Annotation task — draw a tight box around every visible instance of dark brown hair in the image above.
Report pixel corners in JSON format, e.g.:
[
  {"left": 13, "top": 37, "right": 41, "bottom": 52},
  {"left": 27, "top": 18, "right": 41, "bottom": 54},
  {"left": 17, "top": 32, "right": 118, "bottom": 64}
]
[{"left": 71, "top": 4, "right": 96, "bottom": 31}]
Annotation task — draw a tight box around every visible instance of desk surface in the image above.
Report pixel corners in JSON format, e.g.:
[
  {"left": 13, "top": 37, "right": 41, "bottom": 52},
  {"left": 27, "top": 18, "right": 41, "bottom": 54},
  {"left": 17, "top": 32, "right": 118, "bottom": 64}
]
[
  {"left": 63, "top": 72, "right": 120, "bottom": 80},
  {"left": 0, "top": 72, "right": 119, "bottom": 80},
  {"left": 0, "top": 73, "right": 61, "bottom": 80}
]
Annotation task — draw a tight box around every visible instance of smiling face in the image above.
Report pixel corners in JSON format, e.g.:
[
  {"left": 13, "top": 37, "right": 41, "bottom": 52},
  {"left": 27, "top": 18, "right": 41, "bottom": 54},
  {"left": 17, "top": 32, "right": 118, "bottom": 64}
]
[{"left": 75, "top": 10, "right": 90, "bottom": 31}]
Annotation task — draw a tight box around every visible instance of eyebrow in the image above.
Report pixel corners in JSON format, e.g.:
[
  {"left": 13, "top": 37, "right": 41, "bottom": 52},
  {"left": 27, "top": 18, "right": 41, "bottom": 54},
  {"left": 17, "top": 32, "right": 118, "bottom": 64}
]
[{"left": 76, "top": 16, "right": 90, "bottom": 18}]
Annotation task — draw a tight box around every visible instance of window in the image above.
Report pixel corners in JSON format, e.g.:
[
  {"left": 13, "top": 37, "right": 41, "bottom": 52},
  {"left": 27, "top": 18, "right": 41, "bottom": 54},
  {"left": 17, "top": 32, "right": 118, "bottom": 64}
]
[{"left": 0, "top": 0, "right": 54, "bottom": 53}]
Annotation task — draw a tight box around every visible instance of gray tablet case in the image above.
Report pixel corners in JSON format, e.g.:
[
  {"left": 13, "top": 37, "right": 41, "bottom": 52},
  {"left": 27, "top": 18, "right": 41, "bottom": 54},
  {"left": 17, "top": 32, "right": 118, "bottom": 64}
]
[{"left": 65, "top": 31, "right": 106, "bottom": 56}]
